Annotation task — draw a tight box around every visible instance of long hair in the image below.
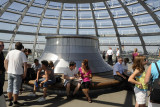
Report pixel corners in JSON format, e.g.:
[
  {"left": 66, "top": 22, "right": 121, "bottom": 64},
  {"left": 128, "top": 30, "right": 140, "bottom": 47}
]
[
  {"left": 132, "top": 55, "right": 146, "bottom": 73},
  {"left": 82, "top": 59, "right": 90, "bottom": 70},
  {"left": 134, "top": 48, "right": 138, "bottom": 52}
]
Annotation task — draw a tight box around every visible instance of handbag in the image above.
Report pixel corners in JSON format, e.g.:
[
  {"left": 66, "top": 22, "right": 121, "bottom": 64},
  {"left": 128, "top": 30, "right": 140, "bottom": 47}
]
[{"left": 150, "top": 62, "right": 160, "bottom": 103}]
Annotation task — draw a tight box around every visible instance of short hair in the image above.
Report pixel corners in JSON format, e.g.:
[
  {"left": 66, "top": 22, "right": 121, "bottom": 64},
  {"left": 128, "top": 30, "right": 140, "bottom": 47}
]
[
  {"left": 41, "top": 60, "right": 48, "bottom": 67},
  {"left": 69, "top": 61, "right": 76, "bottom": 67},
  {"left": 15, "top": 42, "right": 23, "bottom": 50},
  {"left": 34, "top": 59, "right": 39, "bottom": 63},
  {"left": 117, "top": 56, "right": 123, "bottom": 60}
]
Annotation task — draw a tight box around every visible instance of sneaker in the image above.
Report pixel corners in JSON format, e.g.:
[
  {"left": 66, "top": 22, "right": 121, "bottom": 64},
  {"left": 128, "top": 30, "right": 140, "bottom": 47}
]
[
  {"left": 27, "top": 93, "right": 36, "bottom": 97},
  {"left": 13, "top": 101, "right": 24, "bottom": 107},
  {"left": 37, "top": 97, "right": 46, "bottom": 102},
  {"left": 8, "top": 101, "right": 13, "bottom": 106}
]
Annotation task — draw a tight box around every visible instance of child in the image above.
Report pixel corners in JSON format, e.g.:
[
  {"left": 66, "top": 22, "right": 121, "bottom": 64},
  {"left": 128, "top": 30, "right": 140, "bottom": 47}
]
[{"left": 128, "top": 56, "right": 148, "bottom": 107}]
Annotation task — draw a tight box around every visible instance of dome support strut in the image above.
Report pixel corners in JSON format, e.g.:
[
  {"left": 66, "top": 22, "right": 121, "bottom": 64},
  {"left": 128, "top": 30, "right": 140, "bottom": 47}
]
[{"left": 118, "top": 0, "right": 148, "bottom": 55}]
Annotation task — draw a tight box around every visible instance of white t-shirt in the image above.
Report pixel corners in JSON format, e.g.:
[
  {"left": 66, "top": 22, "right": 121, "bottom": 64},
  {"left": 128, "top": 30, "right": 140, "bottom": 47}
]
[
  {"left": 64, "top": 67, "right": 78, "bottom": 80},
  {"left": 116, "top": 50, "right": 120, "bottom": 56},
  {"left": 107, "top": 49, "right": 113, "bottom": 55},
  {"left": 5, "top": 50, "right": 27, "bottom": 75}
]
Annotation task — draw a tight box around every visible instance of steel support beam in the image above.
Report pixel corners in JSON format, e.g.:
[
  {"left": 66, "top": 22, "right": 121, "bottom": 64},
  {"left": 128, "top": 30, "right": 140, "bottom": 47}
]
[
  {"left": 32, "top": 1, "right": 50, "bottom": 59},
  {"left": 118, "top": 0, "right": 148, "bottom": 55},
  {"left": 56, "top": 3, "right": 64, "bottom": 34},
  {"left": 0, "top": 0, "right": 15, "bottom": 17},
  {"left": 76, "top": 3, "right": 78, "bottom": 35},
  {"left": 8, "top": 0, "right": 35, "bottom": 51},
  {"left": 103, "top": 1, "right": 122, "bottom": 54},
  {"left": 90, "top": 3, "right": 99, "bottom": 36},
  {"left": 138, "top": 0, "right": 160, "bottom": 28}
]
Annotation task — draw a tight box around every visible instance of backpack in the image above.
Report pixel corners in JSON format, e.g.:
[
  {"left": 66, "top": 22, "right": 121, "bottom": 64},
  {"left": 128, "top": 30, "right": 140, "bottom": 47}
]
[{"left": 150, "top": 62, "right": 160, "bottom": 103}]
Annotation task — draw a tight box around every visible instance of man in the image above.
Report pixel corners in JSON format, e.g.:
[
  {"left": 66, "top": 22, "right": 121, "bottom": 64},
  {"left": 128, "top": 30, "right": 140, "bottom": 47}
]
[
  {"left": 113, "top": 57, "right": 132, "bottom": 90},
  {"left": 64, "top": 61, "right": 81, "bottom": 99},
  {"left": 4, "top": 42, "right": 27, "bottom": 106},
  {"left": 31, "top": 59, "right": 41, "bottom": 73},
  {"left": 0, "top": 41, "right": 6, "bottom": 107},
  {"left": 28, "top": 60, "right": 55, "bottom": 102},
  {"left": 115, "top": 48, "right": 120, "bottom": 63},
  {"left": 106, "top": 47, "right": 113, "bottom": 65}
]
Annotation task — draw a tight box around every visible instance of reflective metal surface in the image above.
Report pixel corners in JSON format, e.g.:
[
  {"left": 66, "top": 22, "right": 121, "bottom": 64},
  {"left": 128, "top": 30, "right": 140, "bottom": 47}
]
[{"left": 40, "top": 35, "right": 112, "bottom": 73}]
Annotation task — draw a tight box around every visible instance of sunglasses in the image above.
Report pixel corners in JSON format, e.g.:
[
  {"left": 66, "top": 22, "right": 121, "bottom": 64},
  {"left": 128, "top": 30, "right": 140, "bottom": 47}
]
[{"left": 0, "top": 45, "right": 4, "bottom": 47}]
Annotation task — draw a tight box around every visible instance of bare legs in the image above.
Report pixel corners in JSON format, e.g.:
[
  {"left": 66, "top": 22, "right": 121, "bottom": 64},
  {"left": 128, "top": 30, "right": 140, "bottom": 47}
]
[
  {"left": 135, "top": 102, "right": 146, "bottom": 107},
  {"left": 33, "top": 84, "right": 47, "bottom": 98},
  {"left": 73, "top": 83, "right": 81, "bottom": 95},
  {"left": 66, "top": 83, "right": 81, "bottom": 97},
  {"left": 82, "top": 88, "right": 91, "bottom": 103},
  {"left": 66, "top": 83, "right": 71, "bottom": 96},
  {"left": 43, "top": 87, "right": 47, "bottom": 98},
  {"left": 8, "top": 92, "right": 18, "bottom": 102}
]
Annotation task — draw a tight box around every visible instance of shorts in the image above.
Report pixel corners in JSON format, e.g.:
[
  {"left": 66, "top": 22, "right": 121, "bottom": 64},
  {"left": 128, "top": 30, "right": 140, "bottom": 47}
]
[
  {"left": 64, "top": 80, "right": 79, "bottom": 87},
  {"left": 134, "top": 87, "right": 147, "bottom": 104},
  {"left": 7, "top": 73, "right": 22, "bottom": 94},
  {"left": 81, "top": 81, "right": 90, "bottom": 89},
  {"left": 34, "top": 78, "right": 55, "bottom": 88}
]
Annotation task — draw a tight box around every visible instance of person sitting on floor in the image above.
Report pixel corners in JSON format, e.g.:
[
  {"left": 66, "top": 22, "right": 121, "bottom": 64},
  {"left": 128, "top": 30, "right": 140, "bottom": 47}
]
[
  {"left": 78, "top": 59, "right": 92, "bottom": 103},
  {"left": 28, "top": 60, "right": 55, "bottom": 102},
  {"left": 113, "top": 56, "right": 132, "bottom": 90},
  {"left": 64, "top": 61, "right": 81, "bottom": 99}
]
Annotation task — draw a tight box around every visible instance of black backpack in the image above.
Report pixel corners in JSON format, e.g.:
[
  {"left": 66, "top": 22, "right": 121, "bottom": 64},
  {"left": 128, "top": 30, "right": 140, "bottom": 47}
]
[{"left": 150, "top": 62, "right": 160, "bottom": 103}]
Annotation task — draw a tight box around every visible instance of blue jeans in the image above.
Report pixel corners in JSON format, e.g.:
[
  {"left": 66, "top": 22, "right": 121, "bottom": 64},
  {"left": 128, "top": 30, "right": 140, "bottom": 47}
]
[
  {"left": 34, "top": 78, "right": 55, "bottom": 88},
  {"left": 7, "top": 73, "right": 22, "bottom": 94}
]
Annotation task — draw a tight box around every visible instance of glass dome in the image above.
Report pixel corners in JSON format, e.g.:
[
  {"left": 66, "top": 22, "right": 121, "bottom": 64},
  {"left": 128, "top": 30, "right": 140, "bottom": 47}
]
[{"left": 0, "top": 0, "right": 160, "bottom": 56}]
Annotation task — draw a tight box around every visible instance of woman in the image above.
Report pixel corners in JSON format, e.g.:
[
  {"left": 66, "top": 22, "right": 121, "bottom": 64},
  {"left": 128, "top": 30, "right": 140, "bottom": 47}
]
[
  {"left": 78, "top": 59, "right": 92, "bottom": 103},
  {"left": 132, "top": 48, "right": 139, "bottom": 62},
  {"left": 145, "top": 60, "right": 160, "bottom": 107},
  {"left": 128, "top": 56, "right": 148, "bottom": 107}
]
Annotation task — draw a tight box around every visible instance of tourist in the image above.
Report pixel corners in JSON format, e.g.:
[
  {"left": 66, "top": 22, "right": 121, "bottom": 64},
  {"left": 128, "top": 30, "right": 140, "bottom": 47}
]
[
  {"left": 23, "top": 48, "right": 32, "bottom": 59},
  {"left": 106, "top": 47, "right": 113, "bottom": 65},
  {"left": 64, "top": 61, "right": 81, "bottom": 99},
  {"left": 4, "top": 42, "right": 27, "bottom": 106},
  {"left": 48, "top": 61, "right": 54, "bottom": 70},
  {"left": 113, "top": 57, "right": 132, "bottom": 90},
  {"left": 132, "top": 48, "right": 139, "bottom": 62},
  {"left": 0, "top": 41, "right": 5, "bottom": 95},
  {"left": 28, "top": 60, "right": 55, "bottom": 102},
  {"left": 145, "top": 59, "right": 160, "bottom": 107},
  {"left": 122, "top": 58, "right": 129, "bottom": 73},
  {"left": 31, "top": 59, "right": 41, "bottom": 74},
  {"left": 115, "top": 48, "right": 120, "bottom": 63},
  {"left": 102, "top": 51, "right": 106, "bottom": 60},
  {"left": 0, "top": 41, "right": 6, "bottom": 107},
  {"left": 128, "top": 56, "right": 148, "bottom": 107},
  {"left": 78, "top": 59, "right": 92, "bottom": 103}
]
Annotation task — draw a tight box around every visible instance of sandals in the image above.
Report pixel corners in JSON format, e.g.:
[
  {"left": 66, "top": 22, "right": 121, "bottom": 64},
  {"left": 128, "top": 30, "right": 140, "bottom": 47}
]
[{"left": 87, "top": 97, "right": 92, "bottom": 103}]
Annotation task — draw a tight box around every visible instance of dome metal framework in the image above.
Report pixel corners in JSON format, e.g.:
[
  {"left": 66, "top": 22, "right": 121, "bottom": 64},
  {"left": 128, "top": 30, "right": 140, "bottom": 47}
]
[{"left": 0, "top": 0, "right": 160, "bottom": 56}]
